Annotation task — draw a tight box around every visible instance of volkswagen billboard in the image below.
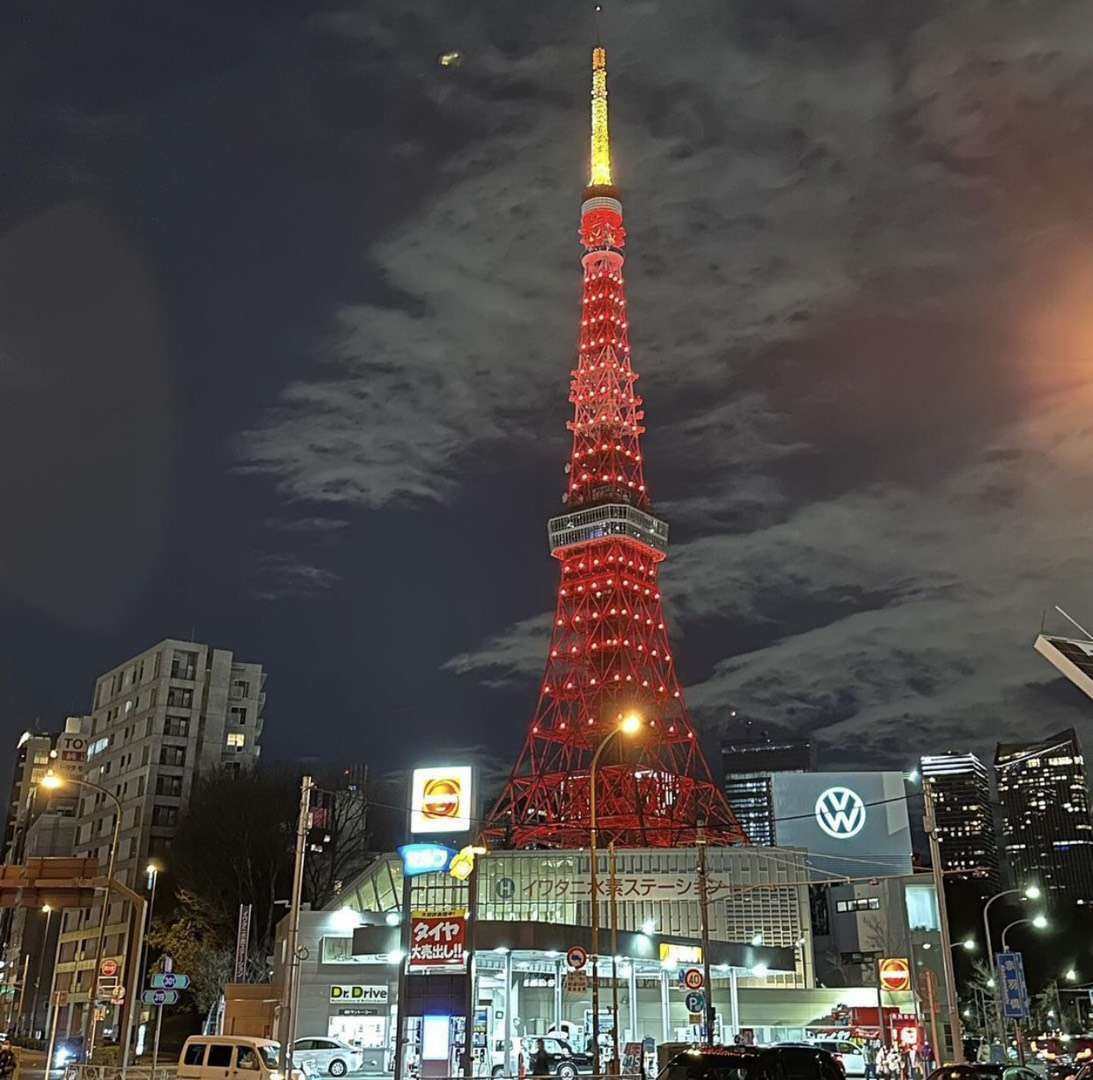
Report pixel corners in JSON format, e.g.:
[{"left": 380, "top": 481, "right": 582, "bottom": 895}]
[{"left": 770, "top": 771, "right": 913, "bottom": 880}]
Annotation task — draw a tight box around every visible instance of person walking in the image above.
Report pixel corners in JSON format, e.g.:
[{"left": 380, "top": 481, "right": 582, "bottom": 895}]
[
  {"left": 0, "top": 1040, "right": 17, "bottom": 1080},
  {"left": 864, "top": 1041, "right": 878, "bottom": 1080},
  {"left": 530, "top": 1040, "right": 550, "bottom": 1078}
]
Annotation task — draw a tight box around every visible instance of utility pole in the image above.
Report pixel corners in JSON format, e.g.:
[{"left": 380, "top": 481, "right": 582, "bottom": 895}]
[
  {"left": 696, "top": 820, "right": 714, "bottom": 1046},
  {"left": 922, "top": 779, "right": 966, "bottom": 1063},
  {"left": 278, "top": 774, "right": 313, "bottom": 1072},
  {"left": 609, "top": 842, "right": 620, "bottom": 1074}
]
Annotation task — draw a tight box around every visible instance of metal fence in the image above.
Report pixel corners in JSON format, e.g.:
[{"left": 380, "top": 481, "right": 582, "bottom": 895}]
[{"left": 61, "top": 1066, "right": 175, "bottom": 1080}]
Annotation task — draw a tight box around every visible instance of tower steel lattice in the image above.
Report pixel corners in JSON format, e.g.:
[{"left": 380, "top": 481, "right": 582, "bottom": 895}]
[{"left": 486, "top": 48, "right": 746, "bottom": 849}]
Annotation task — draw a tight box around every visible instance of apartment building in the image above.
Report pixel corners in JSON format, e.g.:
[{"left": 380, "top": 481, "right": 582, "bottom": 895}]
[{"left": 50, "top": 639, "right": 265, "bottom": 1038}]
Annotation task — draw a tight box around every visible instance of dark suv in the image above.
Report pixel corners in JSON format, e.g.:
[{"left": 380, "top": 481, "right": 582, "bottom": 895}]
[{"left": 659, "top": 1045, "right": 845, "bottom": 1080}]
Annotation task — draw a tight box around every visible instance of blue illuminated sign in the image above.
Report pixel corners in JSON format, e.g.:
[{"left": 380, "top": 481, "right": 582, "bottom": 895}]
[
  {"left": 398, "top": 843, "right": 456, "bottom": 877},
  {"left": 996, "top": 951, "right": 1030, "bottom": 1019}
]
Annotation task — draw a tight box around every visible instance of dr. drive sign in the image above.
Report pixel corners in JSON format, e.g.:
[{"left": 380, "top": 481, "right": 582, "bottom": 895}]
[{"left": 330, "top": 985, "right": 388, "bottom": 1004}]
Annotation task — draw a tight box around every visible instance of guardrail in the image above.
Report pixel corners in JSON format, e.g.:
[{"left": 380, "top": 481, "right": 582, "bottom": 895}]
[{"left": 60, "top": 1066, "right": 176, "bottom": 1080}]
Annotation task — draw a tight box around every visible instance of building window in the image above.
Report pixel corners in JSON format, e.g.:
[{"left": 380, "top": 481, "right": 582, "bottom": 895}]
[
  {"left": 226, "top": 732, "right": 246, "bottom": 750},
  {"left": 230, "top": 706, "right": 247, "bottom": 725},
  {"left": 231, "top": 680, "right": 249, "bottom": 700},
  {"left": 171, "top": 651, "right": 197, "bottom": 681},
  {"left": 160, "top": 745, "right": 186, "bottom": 767},
  {"left": 905, "top": 885, "right": 940, "bottom": 931},
  {"left": 151, "top": 805, "right": 178, "bottom": 828},
  {"left": 836, "top": 897, "right": 881, "bottom": 913},
  {"left": 167, "top": 687, "right": 193, "bottom": 709},
  {"left": 156, "top": 774, "right": 183, "bottom": 798},
  {"left": 164, "top": 716, "right": 190, "bottom": 738}
]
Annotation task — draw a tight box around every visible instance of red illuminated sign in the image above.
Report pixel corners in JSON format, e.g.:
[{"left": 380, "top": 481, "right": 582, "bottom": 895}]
[{"left": 409, "top": 913, "right": 467, "bottom": 970}]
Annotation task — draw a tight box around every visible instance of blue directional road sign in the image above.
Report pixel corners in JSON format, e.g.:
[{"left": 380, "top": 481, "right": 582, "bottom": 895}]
[
  {"left": 996, "top": 952, "right": 1030, "bottom": 1019},
  {"left": 142, "top": 989, "right": 180, "bottom": 1006},
  {"left": 150, "top": 973, "right": 190, "bottom": 990},
  {"left": 684, "top": 991, "right": 706, "bottom": 1014}
]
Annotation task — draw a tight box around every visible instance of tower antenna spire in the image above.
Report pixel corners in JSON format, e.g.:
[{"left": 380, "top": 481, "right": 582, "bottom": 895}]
[{"left": 589, "top": 40, "right": 612, "bottom": 187}]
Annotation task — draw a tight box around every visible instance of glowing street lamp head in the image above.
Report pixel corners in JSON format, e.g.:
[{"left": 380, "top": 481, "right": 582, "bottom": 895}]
[
  {"left": 1032, "top": 914, "right": 1048, "bottom": 930},
  {"left": 619, "top": 713, "right": 642, "bottom": 736},
  {"left": 39, "top": 772, "right": 63, "bottom": 791},
  {"left": 1024, "top": 884, "right": 1042, "bottom": 900},
  {"left": 961, "top": 938, "right": 976, "bottom": 951},
  {"left": 1065, "top": 968, "right": 1078, "bottom": 981}
]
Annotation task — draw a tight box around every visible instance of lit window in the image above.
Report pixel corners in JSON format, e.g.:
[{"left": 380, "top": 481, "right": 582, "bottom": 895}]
[{"left": 226, "top": 732, "right": 246, "bottom": 749}]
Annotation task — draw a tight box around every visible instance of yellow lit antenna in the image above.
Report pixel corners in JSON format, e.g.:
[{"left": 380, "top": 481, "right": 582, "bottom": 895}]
[{"left": 589, "top": 44, "right": 612, "bottom": 187}]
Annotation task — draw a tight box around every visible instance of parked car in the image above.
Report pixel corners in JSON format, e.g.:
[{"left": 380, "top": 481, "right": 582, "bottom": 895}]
[
  {"left": 926, "top": 1066, "right": 1042, "bottom": 1080},
  {"left": 804, "top": 1040, "right": 867, "bottom": 1077},
  {"left": 659, "top": 1044, "right": 845, "bottom": 1080},
  {"left": 178, "top": 1036, "right": 285, "bottom": 1080},
  {"left": 292, "top": 1037, "right": 364, "bottom": 1077},
  {"left": 493, "top": 1036, "right": 594, "bottom": 1079}
]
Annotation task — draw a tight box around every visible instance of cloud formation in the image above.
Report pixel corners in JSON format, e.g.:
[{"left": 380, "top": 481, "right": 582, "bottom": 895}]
[{"left": 241, "top": 0, "right": 1093, "bottom": 763}]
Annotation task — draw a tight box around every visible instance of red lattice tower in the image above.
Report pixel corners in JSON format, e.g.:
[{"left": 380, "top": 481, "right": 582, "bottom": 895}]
[{"left": 486, "top": 48, "right": 746, "bottom": 849}]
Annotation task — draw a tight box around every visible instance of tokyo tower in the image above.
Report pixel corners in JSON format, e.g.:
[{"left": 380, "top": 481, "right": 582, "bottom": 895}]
[{"left": 486, "top": 47, "right": 746, "bottom": 849}]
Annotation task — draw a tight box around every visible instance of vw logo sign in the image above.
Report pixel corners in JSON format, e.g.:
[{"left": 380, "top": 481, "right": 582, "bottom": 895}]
[{"left": 815, "top": 786, "right": 866, "bottom": 839}]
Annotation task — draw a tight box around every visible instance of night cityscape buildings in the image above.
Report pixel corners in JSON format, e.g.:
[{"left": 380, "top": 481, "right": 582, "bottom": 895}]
[
  {"left": 50, "top": 638, "right": 265, "bottom": 1038},
  {"left": 722, "top": 728, "right": 815, "bottom": 846},
  {"left": 486, "top": 47, "right": 743, "bottom": 849},
  {"left": 919, "top": 752, "right": 1000, "bottom": 894},
  {"left": 994, "top": 728, "right": 1093, "bottom": 907}
]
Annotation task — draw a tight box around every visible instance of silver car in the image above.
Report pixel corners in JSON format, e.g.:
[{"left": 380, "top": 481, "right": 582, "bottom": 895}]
[{"left": 292, "top": 1037, "right": 363, "bottom": 1077}]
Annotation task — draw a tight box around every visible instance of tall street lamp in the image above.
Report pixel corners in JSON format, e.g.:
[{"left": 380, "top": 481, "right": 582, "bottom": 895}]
[
  {"left": 137, "top": 863, "right": 162, "bottom": 1016},
  {"left": 41, "top": 770, "right": 123, "bottom": 1056},
  {"left": 589, "top": 711, "right": 643, "bottom": 1078},
  {"left": 982, "top": 883, "right": 1040, "bottom": 1048},
  {"left": 1000, "top": 914, "right": 1048, "bottom": 951}
]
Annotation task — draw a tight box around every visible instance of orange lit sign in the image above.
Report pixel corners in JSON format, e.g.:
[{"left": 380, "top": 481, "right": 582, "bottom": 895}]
[
  {"left": 878, "top": 957, "right": 911, "bottom": 992},
  {"left": 410, "top": 766, "right": 473, "bottom": 834}
]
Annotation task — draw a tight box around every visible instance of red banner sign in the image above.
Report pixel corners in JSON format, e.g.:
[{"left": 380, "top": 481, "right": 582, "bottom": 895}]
[{"left": 409, "top": 913, "right": 467, "bottom": 970}]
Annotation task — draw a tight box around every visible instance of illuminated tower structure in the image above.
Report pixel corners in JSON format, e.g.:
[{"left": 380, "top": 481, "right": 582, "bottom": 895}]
[{"left": 487, "top": 48, "right": 746, "bottom": 849}]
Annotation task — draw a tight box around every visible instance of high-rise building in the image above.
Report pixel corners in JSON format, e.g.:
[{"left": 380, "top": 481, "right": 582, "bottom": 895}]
[
  {"left": 722, "top": 729, "right": 815, "bottom": 846},
  {"left": 994, "top": 728, "right": 1093, "bottom": 905},
  {"left": 0, "top": 717, "right": 89, "bottom": 1035},
  {"left": 485, "top": 47, "right": 743, "bottom": 848},
  {"left": 51, "top": 639, "right": 266, "bottom": 1037},
  {"left": 919, "top": 752, "right": 999, "bottom": 893}
]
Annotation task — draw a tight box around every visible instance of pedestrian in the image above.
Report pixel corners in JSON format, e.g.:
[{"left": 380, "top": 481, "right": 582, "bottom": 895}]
[
  {"left": 0, "top": 1041, "right": 16, "bottom": 1080},
  {"left": 920, "top": 1042, "right": 934, "bottom": 1077},
  {"left": 530, "top": 1040, "right": 550, "bottom": 1078},
  {"left": 876, "top": 1045, "right": 890, "bottom": 1080},
  {"left": 864, "top": 1041, "right": 878, "bottom": 1080}
]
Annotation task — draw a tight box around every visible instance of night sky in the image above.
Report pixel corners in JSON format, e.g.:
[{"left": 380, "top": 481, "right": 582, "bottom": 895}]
[{"left": 5, "top": 0, "right": 1093, "bottom": 786}]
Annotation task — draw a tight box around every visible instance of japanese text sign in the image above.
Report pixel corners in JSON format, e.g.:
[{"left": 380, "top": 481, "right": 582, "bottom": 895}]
[
  {"left": 996, "top": 951, "right": 1030, "bottom": 1019},
  {"left": 409, "top": 912, "right": 467, "bottom": 970}
]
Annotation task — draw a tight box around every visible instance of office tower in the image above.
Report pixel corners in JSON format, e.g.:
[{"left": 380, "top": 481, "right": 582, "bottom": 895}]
[
  {"left": 3, "top": 733, "right": 53, "bottom": 864},
  {"left": 920, "top": 752, "right": 1000, "bottom": 892},
  {"left": 995, "top": 728, "right": 1093, "bottom": 905},
  {"left": 51, "top": 639, "right": 265, "bottom": 1037},
  {"left": 722, "top": 729, "right": 815, "bottom": 845}
]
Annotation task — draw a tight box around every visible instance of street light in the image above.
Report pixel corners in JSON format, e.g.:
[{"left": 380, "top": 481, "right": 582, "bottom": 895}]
[
  {"left": 982, "top": 884, "right": 1041, "bottom": 1048},
  {"left": 40, "top": 770, "right": 123, "bottom": 1055},
  {"left": 138, "top": 863, "right": 162, "bottom": 1013},
  {"left": 1000, "top": 915, "right": 1048, "bottom": 951},
  {"left": 1065, "top": 968, "right": 1078, "bottom": 982},
  {"left": 589, "top": 712, "right": 644, "bottom": 1078}
]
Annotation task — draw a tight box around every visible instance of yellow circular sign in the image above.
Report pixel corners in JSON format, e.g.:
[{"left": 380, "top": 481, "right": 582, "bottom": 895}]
[{"left": 879, "top": 957, "right": 911, "bottom": 992}]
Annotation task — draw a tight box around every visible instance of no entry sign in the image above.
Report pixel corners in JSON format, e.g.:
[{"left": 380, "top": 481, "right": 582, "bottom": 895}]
[{"left": 878, "top": 957, "right": 911, "bottom": 992}]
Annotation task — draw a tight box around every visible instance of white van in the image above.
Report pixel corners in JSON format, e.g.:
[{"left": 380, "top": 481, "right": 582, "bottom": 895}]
[{"left": 178, "top": 1036, "right": 289, "bottom": 1080}]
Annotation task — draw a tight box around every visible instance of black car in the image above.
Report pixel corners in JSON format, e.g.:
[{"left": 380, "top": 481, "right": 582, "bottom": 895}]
[
  {"left": 659, "top": 1044, "right": 845, "bottom": 1080},
  {"left": 522, "top": 1037, "right": 594, "bottom": 1080},
  {"left": 926, "top": 1066, "right": 1041, "bottom": 1080}
]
